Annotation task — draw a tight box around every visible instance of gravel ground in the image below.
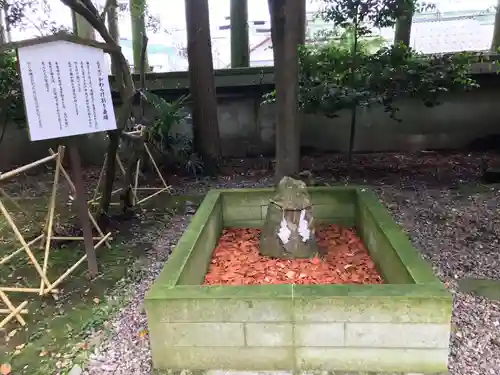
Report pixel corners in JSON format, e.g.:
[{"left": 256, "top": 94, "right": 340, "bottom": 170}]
[{"left": 81, "top": 152, "right": 500, "bottom": 375}]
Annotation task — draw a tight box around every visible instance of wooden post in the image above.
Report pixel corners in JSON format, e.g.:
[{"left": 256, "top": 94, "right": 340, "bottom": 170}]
[
  {"left": 230, "top": 0, "right": 250, "bottom": 68},
  {"left": 68, "top": 140, "right": 98, "bottom": 276}
]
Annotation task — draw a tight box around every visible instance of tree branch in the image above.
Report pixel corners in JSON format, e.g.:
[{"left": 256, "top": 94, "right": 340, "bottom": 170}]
[
  {"left": 78, "top": 0, "right": 99, "bottom": 17},
  {"left": 61, "top": 0, "right": 113, "bottom": 46},
  {"left": 139, "top": 34, "right": 148, "bottom": 120},
  {"left": 60, "top": 0, "right": 135, "bottom": 113},
  {"left": 100, "top": 0, "right": 113, "bottom": 21},
  {"left": 0, "top": 113, "right": 8, "bottom": 146}
]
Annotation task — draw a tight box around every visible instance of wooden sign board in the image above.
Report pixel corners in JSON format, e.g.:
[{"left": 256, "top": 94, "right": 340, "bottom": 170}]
[{"left": 17, "top": 40, "right": 117, "bottom": 141}]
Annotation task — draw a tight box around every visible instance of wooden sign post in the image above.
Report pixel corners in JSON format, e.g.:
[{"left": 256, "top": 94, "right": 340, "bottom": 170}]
[
  {"left": 0, "top": 34, "right": 119, "bottom": 329},
  {"left": 4, "top": 34, "right": 119, "bottom": 276},
  {"left": 68, "top": 140, "right": 98, "bottom": 275}
]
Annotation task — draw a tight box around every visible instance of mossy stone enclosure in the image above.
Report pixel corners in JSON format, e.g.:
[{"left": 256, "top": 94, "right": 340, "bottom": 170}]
[{"left": 145, "top": 187, "right": 451, "bottom": 374}]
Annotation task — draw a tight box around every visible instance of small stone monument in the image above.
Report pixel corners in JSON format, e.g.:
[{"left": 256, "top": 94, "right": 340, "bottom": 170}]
[{"left": 260, "top": 176, "right": 318, "bottom": 259}]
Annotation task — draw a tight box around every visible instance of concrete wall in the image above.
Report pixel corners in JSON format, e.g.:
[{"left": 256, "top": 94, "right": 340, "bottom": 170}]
[
  {"left": 214, "top": 87, "right": 500, "bottom": 157},
  {"left": 2, "top": 86, "right": 499, "bottom": 169},
  {"left": 0, "top": 124, "right": 109, "bottom": 169}
]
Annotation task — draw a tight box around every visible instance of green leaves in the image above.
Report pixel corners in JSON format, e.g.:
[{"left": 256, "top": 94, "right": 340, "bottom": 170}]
[
  {"left": 319, "top": 0, "right": 416, "bottom": 31},
  {"left": 282, "top": 0, "right": 479, "bottom": 121},
  {"left": 138, "top": 89, "right": 190, "bottom": 143},
  {"left": 139, "top": 90, "right": 203, "bottom": 176},
  {"left": 0, "top": 51, "right": 23, "bottom": 124},
  {"left": 296, "top": 39, "right": 478, "bottom": 120}
]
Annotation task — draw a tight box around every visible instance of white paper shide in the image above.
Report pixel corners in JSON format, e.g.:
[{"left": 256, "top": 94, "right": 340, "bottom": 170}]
[{"left": 18, "top": 40, "right": 117, "bottom": 141}]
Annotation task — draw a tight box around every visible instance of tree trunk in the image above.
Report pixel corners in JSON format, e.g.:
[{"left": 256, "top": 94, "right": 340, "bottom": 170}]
[
  {"left": 107, "top": 0, "right": 120, "bottom": 75},
  {"left": 492, "top": 0, "right": 500, "bottom": 51},
  {"left": 394, "top": 15, "right": 412, "bottom": 46},
  {"left": 0, "top": 6, "right": 6, "bottom": 45},
  {"left": 268, "top": 0, "right": 301, "bottom": 182},
  {"left": 130, "top": 0, "right": 149, "bottom": 72},
  {"left": 73, "top": 10, "right": 96, "bottom": 39},
  {"left": 60, "top": 0, "right": 136, "bottom": 225},
  {"left": 2, "top": 2, "right": 11, "bottom": 42},
  {"left": 185, "top": 0, "right": 221, "bottom": 174},
  {"left": 296, "top": 0, "right": 306, "bottom": 169},
  {"left": 297, "top": 0, "right": 306, "bottom": 44},
  {"left": 230, "top": 0, "right": 249, "bottom": 68},
  {"left": 394, "top": 1, "right": 413, "bottom": 47}
]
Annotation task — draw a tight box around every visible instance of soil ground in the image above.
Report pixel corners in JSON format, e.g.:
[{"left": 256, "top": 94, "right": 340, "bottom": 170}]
[{"left": 1, "top": 150, "right": 500, "bottom": 375}]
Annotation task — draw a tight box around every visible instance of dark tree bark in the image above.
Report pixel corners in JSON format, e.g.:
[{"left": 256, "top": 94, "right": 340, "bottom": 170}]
[
  {"left": 185, "top": 0, "right": 221, "bottom": 174},
  {"left": 107, "top": 0, "right": 120, "bottom": 76},
  {"left": 492, "top": 0, "right": 500, "bottom": 51},
  {"left": 297, "top": 0, "right": 306, "bottom": 44},
  {"left": 61, "top": 0, "right": 137, "bottom": 224},
  {"left": 230, "top": 0, "right": 249, "bottom": 67},
  {"left": 130, "top": 0, "right": 149, "bottom": 72},
  {"left": 268, "top": 0, "right": 302, "bottom": 182},
  {"left": 0, "top": 6, "right": 7, "bottom": 44},
  {"left": 394, "top": 0, "right": 413, "bottom": 47},
  {"left": 394, "top": 14, "right": 412, "bottom": 46}
]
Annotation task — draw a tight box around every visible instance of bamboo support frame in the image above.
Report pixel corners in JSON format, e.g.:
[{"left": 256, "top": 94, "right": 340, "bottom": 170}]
[
  {"left": 0, "top": 309, "right": 28, "bottom": 314},
  {"left": 90, "top": 131, "right": 171, "bottom": 208},
  {"left": 0, "top": 147, "right": 112, "bottom": 329},
  {"left": 0, "top": 154, "right": 58, "bottom": 181},
  {"left": 0, "top": 188, "right": 31, "bottom": 218},
  {"left": 39, "top": 148, "right": 63, "bottom": 294},
  {"left": 0, "top": 291, "right": 27, "bottom": 326},
  {"left": 88, "top": 152, "right": 139, "bottom": 205},
  {"left": 0, "top": 199, "right": 53, "bottom": 288},
  {"left": 88, "top": 125, "right": 171, "bottom": 207},
  {"left": 46, "top": 232, "right": 111, "bottom": 294},
  {"left": 0, "top": 301, "right": 28, "bottom": 329},
  {"left": 48, "top": 148, "right": 112, "bottom": 249},
  {"left": 0, "top": 234, "right": 44, "bottom": 265},
  {"left": 0, "top": 287, "right": 58, "bottom": 293}
]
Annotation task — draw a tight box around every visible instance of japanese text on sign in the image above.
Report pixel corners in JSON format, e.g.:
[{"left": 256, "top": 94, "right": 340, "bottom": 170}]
[{"left": 17, "top": 40, "right": 117, "bottom": 141}]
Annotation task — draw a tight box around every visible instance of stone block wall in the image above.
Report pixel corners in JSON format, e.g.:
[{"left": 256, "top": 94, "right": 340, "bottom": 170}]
[
  {"left": 146, "top": 287, "right": 451, "bottom": 372},
  {"left": 4, "top": 85, "right": 500, "bottom": 169},
  {"left": 221, "top": 188, "right": 357, "bottom": 228},
  {"left": 145, "top": 188, "right": 452, "bottom": 374}
]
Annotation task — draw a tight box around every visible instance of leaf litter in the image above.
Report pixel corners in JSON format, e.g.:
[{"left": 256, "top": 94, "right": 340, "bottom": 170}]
[{"left": 204, "top": 225, "right": 383, "bottom": 285}]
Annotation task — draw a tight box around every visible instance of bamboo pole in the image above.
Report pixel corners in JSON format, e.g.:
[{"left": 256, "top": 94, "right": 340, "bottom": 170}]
[
  {"left": 39, "top": 148, "right": 62, "bottom": 294},
  {"left": 0, "top": 234, "right": 44, "bottom": 265},
  {"left": 0, "top": 154, "right": 58, "bottom": 181},
  {"left": 91, "top": 153, "right": 107, "bottom": 202},
  {"left": 88, "top": 187, "right": 123, "bottom": 204},
  {"left": 0, "top": 188, "right": 31, "bottom": 218},
  {"left": 0, "top": 291, "right": 26, "bottom": 325},
  {"left": 45, "top": 232, "right": 111, "bottom": 293},
  {"left": 133, "top": 158, "right": 141, "bottom": 205},
  {"left": 144, "top": 144, "right": 169, "bottom": 188},
  {"left": 115, "top": 155, "right": 139, "bottom": 202},
  {"left": 89, "top": 153, "right": 138, "bottom": 204},
  {"left": 0, "top": 309, "right": 28, "bottom": 314},
  {"left": 116, "top": 154, "right": 127, "bottom": 175},
  {"left": 136, "top": 187, "right": 170, "bottom": 205},
  {"left": 49, "top": 148, "right": 112, "bottom": 248},
  {"left": 51, "top": 236, "right": 112, "bottom": 241},
  {"left": 0, "top": 301, "right": 28, "bottom": 329},
  {"left": 126, "top": 130, "right": 142, "bottom": 135},
  {"left": 0, "top": 287, "right": 58, "bottom": 293},
  {"left": 0, "top": 200, "right": 52, "bottom": 288}
]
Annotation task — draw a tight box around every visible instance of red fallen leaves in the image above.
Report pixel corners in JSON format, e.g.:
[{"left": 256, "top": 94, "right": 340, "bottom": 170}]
[{"left": 203, "top": 224, "right": 384, "bottom": 286}]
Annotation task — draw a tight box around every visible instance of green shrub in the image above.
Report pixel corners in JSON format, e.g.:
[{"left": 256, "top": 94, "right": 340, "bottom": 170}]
[
  {"left": 139, "top": 90, "right": 204, "bottom": 176},
  {"left": 0, "top": 51, "right": 24, "bottom": 144}
]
